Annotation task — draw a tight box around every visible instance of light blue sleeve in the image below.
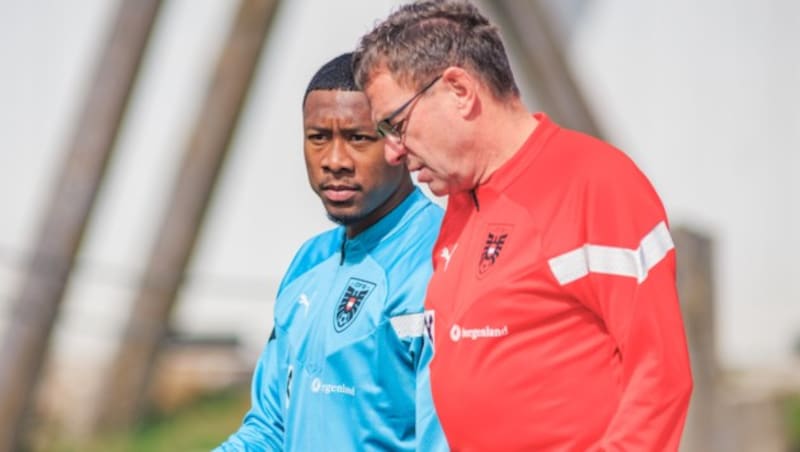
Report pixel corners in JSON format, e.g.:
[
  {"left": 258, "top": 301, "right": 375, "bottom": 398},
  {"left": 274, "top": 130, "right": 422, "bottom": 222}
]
[
  {"left": 389, "top": 200, "right": 448, "bottom": 451},
  {"left": 214, "top": 238, "right": 323, "bottom": 451},
  {"left": 415, "top": 334, "right": 450, "bottom": 452},
  {"left": 213, "top": 329, "right": 284, "bottom": 452},
  {"left": 392, "top": 272, "right": 447, "bottom": 451}
]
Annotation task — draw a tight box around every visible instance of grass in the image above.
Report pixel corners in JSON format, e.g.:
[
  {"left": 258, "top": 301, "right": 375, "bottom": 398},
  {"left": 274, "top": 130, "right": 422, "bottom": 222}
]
[
  {"left": 32, "top": 386, "right": 800, "bottom": 451},
  {"left": 787, "top": 394, "right": 800, "bottom": 452},
  {"left": 33, "top": 386, "right": 250, "bottom": 452}
]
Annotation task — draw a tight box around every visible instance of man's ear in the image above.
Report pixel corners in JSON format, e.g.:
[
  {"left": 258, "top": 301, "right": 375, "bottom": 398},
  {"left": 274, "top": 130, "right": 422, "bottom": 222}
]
[{"left": 441, "top": 66, "right": 478, "bottom": 118}]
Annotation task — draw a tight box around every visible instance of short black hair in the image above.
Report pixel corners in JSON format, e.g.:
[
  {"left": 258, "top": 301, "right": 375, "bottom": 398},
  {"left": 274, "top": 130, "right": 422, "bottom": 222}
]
[{"left": 303, "top": 52, "right": 359, "bottom": 106}]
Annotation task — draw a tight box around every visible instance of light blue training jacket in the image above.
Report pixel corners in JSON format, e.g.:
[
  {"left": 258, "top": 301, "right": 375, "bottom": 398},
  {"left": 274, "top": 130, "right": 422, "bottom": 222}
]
[{"left": 216, "top": 188, "right": 448, "bottom": 451}]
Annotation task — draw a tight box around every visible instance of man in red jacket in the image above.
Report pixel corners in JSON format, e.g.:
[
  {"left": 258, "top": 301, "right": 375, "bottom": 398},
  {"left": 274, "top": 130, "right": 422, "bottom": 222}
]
[{"left": 353, "top": 1, "right": 693, "bottom": 450}]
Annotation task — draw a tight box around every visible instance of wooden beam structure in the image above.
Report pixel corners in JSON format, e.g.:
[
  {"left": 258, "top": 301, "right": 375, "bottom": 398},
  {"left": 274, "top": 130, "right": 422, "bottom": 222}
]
[
  {"left": 486, "top": 0, "right": 603, "bottom": 137},
  {"left": 0, "top": 1, "right": 163, "bottom": 450},
  {"left": 673, "top": 227, "right": 720, "bottom": 451},
  {"left": 96, "top": 0, "right": 282, "bottom": 430}
]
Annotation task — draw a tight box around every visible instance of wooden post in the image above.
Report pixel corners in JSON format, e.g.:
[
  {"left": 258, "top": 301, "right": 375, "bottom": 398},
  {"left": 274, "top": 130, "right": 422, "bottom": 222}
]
[
  {"left": 0, "top": 1, "right": 163, "bottom": 450},
  {"left": 486, "top": 0, "right": 603, "bottom": 137},
  {"left": 673, "top": 226, "right": 718, "bottom": 451},
  {"left": 96, "top": 0, "right": 281, "bottom": 429}
]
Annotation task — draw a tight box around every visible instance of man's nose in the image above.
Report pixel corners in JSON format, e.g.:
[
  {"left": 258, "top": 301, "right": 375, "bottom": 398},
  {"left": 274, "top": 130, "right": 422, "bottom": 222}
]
[
  {"left": 322, "top": 138, "right": 354, "bottom": 172},
  {"left": 384, "top": 138, "right": 407, "bottom": 166}
]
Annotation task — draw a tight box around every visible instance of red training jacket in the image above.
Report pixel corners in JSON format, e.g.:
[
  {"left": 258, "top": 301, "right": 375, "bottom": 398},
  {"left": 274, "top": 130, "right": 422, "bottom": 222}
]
[{"left": 425, "top": 113, "right": 693, "bottom": 451}]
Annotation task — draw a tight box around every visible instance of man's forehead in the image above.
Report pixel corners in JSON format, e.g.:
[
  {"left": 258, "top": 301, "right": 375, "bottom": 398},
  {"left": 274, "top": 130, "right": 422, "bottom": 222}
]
[
  {"left": 305, "top": 89, "right": 369, "bottom": 108},
  {"left": 364, "top": 72, "right": 412, "bottom": 119},
  {"left": 366, "top": 68, "right": 418, "bottom": 92},
  {"left": 303, "top": 90, "right": 373, "bottom": 124}
]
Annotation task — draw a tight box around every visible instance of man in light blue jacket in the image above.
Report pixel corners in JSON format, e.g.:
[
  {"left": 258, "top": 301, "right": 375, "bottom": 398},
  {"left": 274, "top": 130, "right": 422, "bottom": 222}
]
[{"left": 215, "top": 53, "right": 447, "bottom": 451}]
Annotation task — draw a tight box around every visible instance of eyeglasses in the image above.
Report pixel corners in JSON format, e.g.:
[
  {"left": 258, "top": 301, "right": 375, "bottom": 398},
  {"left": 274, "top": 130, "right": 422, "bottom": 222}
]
[{"left": 376, "top": 75, "right": 442, "bottom": 139}]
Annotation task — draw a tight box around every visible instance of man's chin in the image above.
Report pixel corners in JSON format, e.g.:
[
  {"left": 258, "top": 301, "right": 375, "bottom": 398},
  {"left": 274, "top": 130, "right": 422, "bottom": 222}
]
[
  {"left": 426, "top": 182, "right": 450, "bottom": 197},
  {"left": 415, "top": 175, "right": 448, "bottom": 197},
  {"left": 326, "top": 211, "right": 364, "bottom": 226},
  {"left": 322, "top": 198, "right": 360, "bottom": 224}
]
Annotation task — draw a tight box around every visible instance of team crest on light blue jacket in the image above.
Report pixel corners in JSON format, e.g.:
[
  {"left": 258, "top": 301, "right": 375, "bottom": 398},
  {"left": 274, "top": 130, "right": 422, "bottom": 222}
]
[{"left": 333, "top": 278, "right": 376, "bottom": 332}]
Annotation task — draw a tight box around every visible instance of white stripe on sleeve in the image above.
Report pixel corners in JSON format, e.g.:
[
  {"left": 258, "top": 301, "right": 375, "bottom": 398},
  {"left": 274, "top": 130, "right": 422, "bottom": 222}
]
[
  {"left": 548, "top": 221, "right": 674, "bottom": 285},
  {"left": 390, "top": 312, "right": 426, "bottom": 338}
]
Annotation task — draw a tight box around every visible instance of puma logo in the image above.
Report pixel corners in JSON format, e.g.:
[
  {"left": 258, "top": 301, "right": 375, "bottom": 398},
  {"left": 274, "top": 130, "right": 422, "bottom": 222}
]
[
  {"left": 298, "top": 293, "right": 311, "bottom": 315},
  {"left": 440, "top": 244, "right": 458, "bottom": 271}
]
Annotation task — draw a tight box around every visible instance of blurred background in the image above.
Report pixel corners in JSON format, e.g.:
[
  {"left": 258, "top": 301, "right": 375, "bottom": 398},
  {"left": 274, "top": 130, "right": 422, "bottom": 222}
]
[{"left": 0, "top": 0, "right": 798, "bottom": 451}]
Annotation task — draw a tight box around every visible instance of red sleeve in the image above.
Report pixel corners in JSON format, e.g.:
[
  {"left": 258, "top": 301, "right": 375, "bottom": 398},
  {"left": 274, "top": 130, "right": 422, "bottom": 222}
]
[{"left": 552, "top": 153, "right": 693, "bottom": 450}]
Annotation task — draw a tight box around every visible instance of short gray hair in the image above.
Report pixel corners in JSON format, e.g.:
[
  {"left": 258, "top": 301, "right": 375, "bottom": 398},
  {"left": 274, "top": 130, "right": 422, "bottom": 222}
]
[{"left": 353, "top": 0, "right": 519, "bottom": 99}]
